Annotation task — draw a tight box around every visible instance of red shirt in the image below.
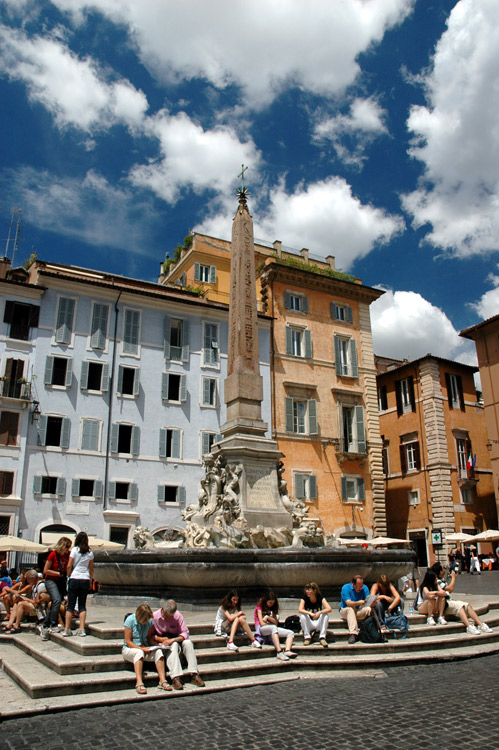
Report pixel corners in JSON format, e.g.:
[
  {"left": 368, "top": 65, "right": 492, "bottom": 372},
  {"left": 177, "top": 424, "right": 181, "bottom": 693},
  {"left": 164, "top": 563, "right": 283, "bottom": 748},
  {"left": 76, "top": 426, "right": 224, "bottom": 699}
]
[{"left": 46, "top": 550, "right": 69, "bottom": 574}]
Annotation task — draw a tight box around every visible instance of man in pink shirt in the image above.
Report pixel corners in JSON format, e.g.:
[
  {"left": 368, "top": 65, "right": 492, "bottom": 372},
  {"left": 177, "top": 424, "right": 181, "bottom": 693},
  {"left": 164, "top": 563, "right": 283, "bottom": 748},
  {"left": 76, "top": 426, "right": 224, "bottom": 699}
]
[{"left": 151, "top": 600, "right": 205, "bottom": 690}]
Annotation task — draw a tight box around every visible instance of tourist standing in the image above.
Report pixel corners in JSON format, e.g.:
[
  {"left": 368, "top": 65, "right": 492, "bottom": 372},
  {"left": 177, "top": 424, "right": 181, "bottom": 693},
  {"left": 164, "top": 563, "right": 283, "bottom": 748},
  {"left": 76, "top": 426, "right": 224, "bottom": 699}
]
[
  {"left": 62, "top": 532, "right": 94, "bottom": 637},
  {"left": 469, "top": 547, "right": 481, "bottom": 575},
  {"left": 40, "top": 536, "right": 72, "bottom": 639}
]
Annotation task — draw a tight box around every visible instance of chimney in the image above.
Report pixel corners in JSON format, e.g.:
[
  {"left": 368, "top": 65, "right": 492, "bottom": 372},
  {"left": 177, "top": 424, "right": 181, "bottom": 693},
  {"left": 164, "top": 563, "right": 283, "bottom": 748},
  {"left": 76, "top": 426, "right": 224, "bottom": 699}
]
[
  {"left": 300, "top": 248, "right": 309, "bottom": 262},
  {"left": 273, "top": 240, "right": 282, "bottom": 257},
  {"left": 0, "top": 257, "right": 11, "bottom": 279},
  {"left": 325, "top": 255, "right": 335, "bottom": 269}
]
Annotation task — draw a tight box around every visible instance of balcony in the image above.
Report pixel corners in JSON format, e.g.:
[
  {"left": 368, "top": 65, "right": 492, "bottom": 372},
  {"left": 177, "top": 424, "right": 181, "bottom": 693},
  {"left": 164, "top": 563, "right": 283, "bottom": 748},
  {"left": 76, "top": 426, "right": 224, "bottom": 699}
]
[{"left": 0, "top": 378, "right": 32, "bottom": 401}]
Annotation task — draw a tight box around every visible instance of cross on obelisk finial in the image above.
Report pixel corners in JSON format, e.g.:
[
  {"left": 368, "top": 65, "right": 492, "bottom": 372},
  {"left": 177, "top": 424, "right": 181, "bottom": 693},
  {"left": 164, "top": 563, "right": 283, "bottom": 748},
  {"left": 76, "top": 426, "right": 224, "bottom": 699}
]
[{"left": 238, "top": 164, "right": 248, "bottom": 190}]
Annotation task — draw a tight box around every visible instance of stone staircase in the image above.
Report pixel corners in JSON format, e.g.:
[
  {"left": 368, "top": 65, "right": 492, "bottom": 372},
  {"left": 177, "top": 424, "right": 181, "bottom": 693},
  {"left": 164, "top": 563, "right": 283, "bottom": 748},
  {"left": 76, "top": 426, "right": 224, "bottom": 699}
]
[{"left": 2, "top": 605, "right": 499, "bottom": 718}]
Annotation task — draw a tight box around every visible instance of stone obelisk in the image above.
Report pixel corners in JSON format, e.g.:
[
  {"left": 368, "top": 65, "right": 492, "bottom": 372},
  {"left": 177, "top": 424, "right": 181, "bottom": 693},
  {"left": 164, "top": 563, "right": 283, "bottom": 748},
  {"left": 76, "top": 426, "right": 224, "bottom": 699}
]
[{"left": 214, "top": 188, "right": 292, "bottom": 529}]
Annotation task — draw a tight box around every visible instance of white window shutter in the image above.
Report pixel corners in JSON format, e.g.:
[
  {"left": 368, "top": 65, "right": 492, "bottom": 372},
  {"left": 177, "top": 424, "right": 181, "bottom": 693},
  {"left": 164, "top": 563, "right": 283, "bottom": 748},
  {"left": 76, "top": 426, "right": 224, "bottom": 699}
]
[
  {"left": 72, "top": 479, "right": 80, "bottom": 497},
  {"left": 171, "top": 429, "right": 181, "bottom": 459},
  {"left": 159, "top": 428, "right": 167, "bottom": 458},
  {"left": 131, "top": 426, "right": 140, "bottom": 456},
  {"left": 60, "top": 418, "right": 71, "bottom": 449},
  {"left": 37, "top": 415, "right": 47, "bottom": 446},
  {"left": 202, "top": 377, "right": 211, "bottom": 405},
  {"left": 80, "top": 361, "right": 89, "bottom": 390},
  {"left": 56, "top": 477, "right": 66, "bottom": 496},
  {"left": 179, "top": 374, "right": 187, "bottom": 402},
  {"left": 101, "top": 362, "right": 109, "bottom": 392},
  {"left": 133, "top": 368, "right": 140, "bottom": 397},
  {"left": 44, "top": 356, "right": 54, "bottom": 385}
]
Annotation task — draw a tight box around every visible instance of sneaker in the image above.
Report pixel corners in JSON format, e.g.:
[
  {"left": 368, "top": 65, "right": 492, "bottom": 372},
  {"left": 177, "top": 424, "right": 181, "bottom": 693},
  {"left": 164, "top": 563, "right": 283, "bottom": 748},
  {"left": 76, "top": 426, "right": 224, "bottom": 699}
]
[
  {"left": 76, "top": 629, "right": 86, "bottom": 637},
  {"left": 226, "top": 641, "right": 239, "bottom": 652},
  {"left": 276, "top": 652, "right": 289, "bottom": 661},
  {"left": 39, "top": 626, "right": 49, "bottom": 641},
  {"left": 348, "top": 634, "right": 357, "bottom": 644},
  {"left": 61, "top": 629, "right": 72, "bottom": 637},
  {"left": 466, "top": 624, "right": 480, "bottom": 635},
  {"left": 284, "top": 650, "right": 297, "bottom": 658},
  {"left": 251, "top": 640, "right": 262, "bottom": 649},
  {"left": 320, "top": 638, "right": 329, "bottom": 649},
  {"left": 437, "top": 616, "right": 447, "bottom": 625},
  {"left": 303, "top": 638, "right": 311, "bottom": 646},
  {"left": 426, "top": 617, "right": 436, "bottom": 626},
  {"left": 480, "top": 623, "right": 493, "bottom": 633}
]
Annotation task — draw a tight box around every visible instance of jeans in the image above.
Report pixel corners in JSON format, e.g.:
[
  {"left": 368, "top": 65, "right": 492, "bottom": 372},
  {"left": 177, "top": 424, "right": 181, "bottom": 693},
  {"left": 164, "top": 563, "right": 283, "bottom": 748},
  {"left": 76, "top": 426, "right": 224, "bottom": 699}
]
[
  {"left": 44, "top": 577, "right": 66, "bottom": 628},
  {"left": 67, "top": 578, "right": 91, "bottom": 614}
]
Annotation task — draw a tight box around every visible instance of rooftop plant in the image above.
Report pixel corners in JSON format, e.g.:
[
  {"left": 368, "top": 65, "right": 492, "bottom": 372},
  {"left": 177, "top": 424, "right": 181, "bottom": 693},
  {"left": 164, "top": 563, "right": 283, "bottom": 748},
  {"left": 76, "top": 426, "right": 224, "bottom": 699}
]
[{"left": 257, "top": 253, "right": 356, "bottom": 282}]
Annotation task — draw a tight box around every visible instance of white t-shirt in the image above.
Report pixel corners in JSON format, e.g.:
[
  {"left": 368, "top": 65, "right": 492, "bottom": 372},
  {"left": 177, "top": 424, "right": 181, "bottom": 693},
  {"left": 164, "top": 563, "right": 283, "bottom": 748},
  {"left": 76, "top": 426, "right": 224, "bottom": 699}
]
[{"left": 69, "top": 547, "right": 94, "bottom": 580}]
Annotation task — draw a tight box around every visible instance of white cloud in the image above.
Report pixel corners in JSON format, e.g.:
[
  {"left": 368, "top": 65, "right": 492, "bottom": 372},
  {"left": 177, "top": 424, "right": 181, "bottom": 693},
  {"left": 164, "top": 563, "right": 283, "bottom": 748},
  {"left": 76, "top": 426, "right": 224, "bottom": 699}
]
[
  {"left": 0, "top": 25, "right": 148, "bottom": 131},
  {"left": 313, "top": 97, "right": 388, "bottom": 167},
  {"left": 129, "top": 111, "right": 261, "bottom": 204},
  {"left": 471, "top": 269, "right": 499, "bottom": 320},
  {"left": 197, "top": 176, "right": 404, "bottom": 270},
  {"left": 50, "top": 0, "right": 414, "bottom": 105},
  {"left": 402, "top": 0, "right": 499, "bottom": 256},
  {"left": 1, "top": 166, "right": 159, "bottom": 254},
  {"left": 370, "top": 288, "right": 468, "bottom": 361}
]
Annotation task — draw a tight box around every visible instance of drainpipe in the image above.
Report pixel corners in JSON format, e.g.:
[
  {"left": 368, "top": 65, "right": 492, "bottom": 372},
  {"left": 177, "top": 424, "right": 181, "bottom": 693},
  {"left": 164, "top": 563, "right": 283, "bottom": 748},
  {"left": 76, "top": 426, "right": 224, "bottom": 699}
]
[{"left": 103, "top": 291, "right": 122, "bottom": 510}]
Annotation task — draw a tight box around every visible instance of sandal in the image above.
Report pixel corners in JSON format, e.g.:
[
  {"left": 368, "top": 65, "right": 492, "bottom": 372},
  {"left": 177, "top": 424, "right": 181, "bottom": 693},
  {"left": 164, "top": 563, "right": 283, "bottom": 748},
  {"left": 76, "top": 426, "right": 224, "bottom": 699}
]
[
  {"left": 158, "top": 681, "right": 173, "bottom": 692},
  {"left": 135, "top": 684, "right": 147, "bottom": 695},
  {"left": 4, "top": 627, "right": 22, "bottom": 634}
]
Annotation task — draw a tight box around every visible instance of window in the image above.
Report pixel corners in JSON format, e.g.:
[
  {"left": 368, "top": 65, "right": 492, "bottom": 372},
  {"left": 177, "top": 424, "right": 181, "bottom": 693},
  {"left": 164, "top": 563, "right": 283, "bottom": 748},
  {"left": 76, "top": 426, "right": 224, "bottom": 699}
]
[
  {"left": 339, "top": 404, "right": 366, "bottom": 454},
  {"left": 0, "top": 411, "right": 19, "bottom": 446},
  {"left": 201, "top": 376, "right": 218, "bottom": 407},
  {"left": 201, "top": 431, "right": 222, "bottom": 456},
  {"left": 341, "top": 476, "right": 365, "bottom": 503},
  {"left": 330, "top": 302, "right": 353, "bottom": 323},
  {"left": 164, "top": 317, "right": 189, "bottom": 362},
  {"left": 408, "top": 490, "right": 420, "bottom": 506},
  {"left": 461, "top": 486, "right": 474, "bottom": 505},
  {"left": 1, "top": 358, "right": 26, "bottom": 398},
  {"left": 37, "top": 416, "right": 70, "bottom": 449},
  {"left": 45, "top": 356, "right": 73, "bottom": 388},
  {"left": 3, "top": 301, "right": 39, "bottom": 341},
  {"left": 286, "top": 326, "right": 312, "bottom": 358},
  {"left": 194, "top": 262, "right": 216, "bottom": 283},
  {"left": 456, "top": 437, "right": 471, "bottom": 478},
  {"left": 334, "top": 336, "right": 358, "bottom": 377},
  {"left": 382, "top": 439, "right": 390, "bottom": 476},
  {"left": 285, "top": 397, "right": 318, "bottom": 435},
  {"left": 108, "top": 482, "right": 138, "bottom": 502},
  {"left": 71, "top": 478, "right": 103, "bottom": 499},
  {"left": 395, "top": 376, "right": 415, "bottom": 415},
  {"left": 90, "top": 303, "right": 109, "bottom": 350},
  {"left": 158, "top": 485, "right": 186, "bottom": 504},
  {"left": 284, "top": 291, "right": 308, "bottom": 313},
  {"left": 159, "top": 428, "right": 182, "bottom": 459},
  {"left": 400, "top": 434, "right": 421, "bottom": 473},
  {"left": 80, "top": 419, "right": 100, "bottom": 452},
  {"left": 203, "top": 322, "right": 219, "bottom": 367},
  {"left": 378, "top": 385, "right": 388, "bottom": 412},
  {"left": 445, "top": 373, "right": 465, "bottom": 411},
  {"left": 81, "top": 361, "right": 109, "bottom": 392},
  {"left": 55, "top": 297, "right": 75, "bottom": 345},
  {"left": 33, "top": 475, "right": 66, "bottom": 496},
  {"left": 294, "top": 473, "right": 317, "bottom": 500},
  {"left": 161, "top": 373, "right": 187, "bottom": 402},
  {"left": 109, "top": 526, "right": 129, "bottom": 546},
  {"left": 123, "top": 309, "right": 140, "bottom": 355},
  {"left": 117, "top": 365, "right": 140, "bottom": 396},
  {"left": 0, "top": 471, "right": 14, "bottom": 495},
  {"left": 0, "top": 515, "right": 11, "bottom": 535},
  {"left": 110, "top": 424, "right": 140, "bottom": 455}
]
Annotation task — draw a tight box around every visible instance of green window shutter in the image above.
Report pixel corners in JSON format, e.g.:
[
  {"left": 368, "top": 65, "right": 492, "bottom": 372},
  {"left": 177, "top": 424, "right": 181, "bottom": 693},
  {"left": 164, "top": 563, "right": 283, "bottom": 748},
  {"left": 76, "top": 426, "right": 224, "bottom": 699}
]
[
  {"left": 285, "top": 397, "right": 294, "bottom": 433},
  {"left": 341, "top": 476, "right": 348, "bottom": 500},
  {"left": 91, "top": 304, "right": 108, "bottom": 349},
  {"left": 37, "top": 415, "right": 47, "bottom": 446},
  {"left": 33, "top": 475, "right": 42, "bottom": 494},
  {"left": 133, "top": 368, "right": 140, "bottom": 397},
  {"left": 334, "top": 336, "right": 341, "bottom": 376},
  {"left": 202, "top": 377, "right": 211, "bottom": 405},
  {"left": 129, "top": 483, "right": 138, "bottom": 502},
  {"left": 161, "top": 372, "right": 169, "bottom": 400},
  {"left": 123, "top": 309, "right": 139, "bottom": 354},
  {"left": 181, "top": 320, "right": 190, "bottom": 362},
  {"left": 55, "top": 297, "right": 75, "bottom": 344},
  {"left": 457, "top": 375, "right": 465, "bottom": 411},
  {"left": 304, "top": 329, "right": 312, "bottom": 358},
  {"left": 108, "top": 481, "right": 116, "bottom": 501},
  {"left": 101, "top": 362, "right": 109, "bottom": 392},
  {"left": 81, "top": 419, "right": 92, "bottom": 450},
  {"left": 94, "top": 480, "right": 103, "bottom": 499},
  {"left": 131, "top": 426, "right": 140, "bottom": 456},
  {"left": 157, "top": 485, "right": 166, "bottom": 502},
  {"left": 284, "top": 291, "right": 291, "bottom": 309},
  {"left": 204, "top": 324, "right": 217, "bottom": 365},
  {"left": 215, "top": 432, "right": 222, "bottom": 444},
  {"left": 171, "top": 429, "right": 181, "bottom": 459},
  {"left": 44, "top": 356, "right": 54, "bottom": 385},
  {"left": 355, "top": 406, "right": 366, "bottom": 454},
  {"left": 56, "top": 477, "right": 66, "bottom": 497},
  {"left": 358, "top": 478, "right": 365, "bottom": 501},
  {"left": 179, "top": 374, "right": 187, "bottom": 402},
  {"left": 159, "top": 428, "right": 167, "bottom": 458},
  {"left": 202, "top": 432, "right": 211, "bottom": 456},
  {"left": 164, "top": 316, "right": 171, "bottom": 360},
  {"left": 209, "top": 265, "right": 217, "bottom": 283},
  {"left": 302, "top": 295, "right": 309, "bottom": 313},
  {"left": 308, "top": 399, "right": 318, "bottom": 435},
  {"left": 295, "top": 473, "right": 305, "bottom": 499},
  {"left": 71, "top": 479, "right": 80, "bottom": 497},
  {"left": 350, "top": 340, "right": 358, "bottom": 377},
  {"left": 110, "top": 423, "right": 119, "bottom": 453},
  {"left": 178, "top": 486, "right": 186, "bottom": 504},
  {"left": 345, "top": 305, "right": 353, "bottom": 323},
  {"left": 285, "top": 326, "right": 293, "bottom": 355},
  {"left": 194, "top": 262, "right": 200, "bottom": 281},
  {"left": 309, "top": 475, "right": 317, "bottom": 499},
  {"left": 65, "top": 358, "right": 73, "bottom": 388},
  {"left": 60, "top": 418, "right": 70, "bottom": 449},
  {"left": 117, "top": 365, "right": 124, "bottom": 394},
  {"left": 80, "top": 361, "right": 89, "bottom": 390},
  {"left": 331, "top": 302, "right": 338, "bottom": 319}
]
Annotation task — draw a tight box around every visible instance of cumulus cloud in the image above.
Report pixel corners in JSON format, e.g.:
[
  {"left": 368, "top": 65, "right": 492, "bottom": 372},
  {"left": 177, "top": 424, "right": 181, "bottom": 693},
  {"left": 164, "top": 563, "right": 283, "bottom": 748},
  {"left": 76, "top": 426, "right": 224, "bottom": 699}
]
[
  {"left": 1, "top": 166, "right": 159, "bottom": 254},
  {"left": 129, "top": 111, "right": 261, "bottom": 204},
  {"left": 0, "top": 25, "right": 148, "bottom": 131},
  {"left": 197, "top": 176, "right": 404, "bottom": 269},
  {"left": 50, "top": 0, "right": 414, "bottom": 105},
  {"left": 370, "top": 288, "right": 469, "bottom": 361},
  {"left": 402, "top": 0, "right": 499, "bottom": 256},
  {"left": 471, "top": 269, "right": 499, "bottom": 320},
  {"left": 313, "top": 97, "right": 388, "bottom": 167}
]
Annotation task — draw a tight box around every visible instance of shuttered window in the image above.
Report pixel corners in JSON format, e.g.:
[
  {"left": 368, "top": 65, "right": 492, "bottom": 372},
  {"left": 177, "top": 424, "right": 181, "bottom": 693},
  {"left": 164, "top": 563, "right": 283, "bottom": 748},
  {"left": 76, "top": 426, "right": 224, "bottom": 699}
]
[
  {"left": 0, "top": 411, "right": 19, "bottom": 446},
  {"left": 81, "top": 419, "right": 100, "bottom": 451},
  {"left": 55, "top": 297, "right": 75, "bottom": 345},
  {"left": 123, "top": 309, "right": 140, "bottom": 354},
  {"left": 90, "top": 303, "right": 109, "bottom": 350}
]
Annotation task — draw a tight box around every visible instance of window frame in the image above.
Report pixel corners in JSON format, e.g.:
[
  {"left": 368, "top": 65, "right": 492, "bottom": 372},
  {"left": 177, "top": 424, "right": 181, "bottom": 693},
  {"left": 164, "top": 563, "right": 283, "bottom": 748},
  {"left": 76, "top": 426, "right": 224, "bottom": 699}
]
[
  {"left": 45, "top": 355, "right": 73, "bottom": 389},
  {"left": 285, "top": 397, "right": 318, "bottom": 436},
  {"left": 54, "top": 296, "right": 76, "bottom": 347},
  {"left": 202, "top": 321, "right": 220, "bottom": 369},
  {"left": 89, "top": 302, "right": 110, "bottom": 351},
  {"left": 341, "top": 475, "right": 365, "bottom": 503},
  {"left": 201, "top": 376, "right": 218, "bottom": 407},
  {"left": 294, "top": 472, "right": 318, "bottom": 501},
  {"left": 117, "top": 365, "right": 140, "bottom": 398},
  {"left": 159, "top": 427, "right": 182, "bottom": 460},
  {"left": 122, "top": 308, "right": 141, "bottom": 357}
]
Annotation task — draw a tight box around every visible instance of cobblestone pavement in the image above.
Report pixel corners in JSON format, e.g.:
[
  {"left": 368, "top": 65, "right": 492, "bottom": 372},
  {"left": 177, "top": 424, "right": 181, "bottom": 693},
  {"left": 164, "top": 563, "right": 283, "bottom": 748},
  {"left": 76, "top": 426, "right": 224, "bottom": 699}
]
[{"left": 3, "top": 652, "right": 499, "bottom": 749}]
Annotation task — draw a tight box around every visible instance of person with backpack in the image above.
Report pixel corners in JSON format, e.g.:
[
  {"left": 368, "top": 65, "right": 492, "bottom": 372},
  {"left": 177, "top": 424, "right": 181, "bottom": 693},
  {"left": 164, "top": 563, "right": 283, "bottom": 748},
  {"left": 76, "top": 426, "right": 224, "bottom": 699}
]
[
  {"left": 298, "top": 582, "right": 332, "bottom": 647},
  {"left": 370, "top": 574, "right": 401, "bottom": 631},
  {"left": 39, "top": 536, "right": 72, "bottom": 639},
  {"left": 430, "top": 562, "right": 493, "bottom": 635},
  {"left": 339, "top": 574, "right": 378, "bottom": 644}
]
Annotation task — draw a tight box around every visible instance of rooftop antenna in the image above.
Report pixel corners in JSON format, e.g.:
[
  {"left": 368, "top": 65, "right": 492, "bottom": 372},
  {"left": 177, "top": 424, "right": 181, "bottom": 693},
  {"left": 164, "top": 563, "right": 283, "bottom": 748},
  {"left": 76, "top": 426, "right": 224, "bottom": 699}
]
[
  {"left": 4, "top": 207, "right": 20, "bottom": 259},
  {"left": 11, "top": 209, "right": 23, "bottom": 267}
]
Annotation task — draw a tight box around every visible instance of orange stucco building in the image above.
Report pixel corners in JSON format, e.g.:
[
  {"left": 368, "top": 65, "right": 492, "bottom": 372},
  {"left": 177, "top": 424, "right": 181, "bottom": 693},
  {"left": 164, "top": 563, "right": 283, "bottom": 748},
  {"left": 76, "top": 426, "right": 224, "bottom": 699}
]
[
  {"left": 162, "top": 232, "right": 386, "bottom": 537},
  {"left": 377, "top": 355, "right": 497, "bottom": 566}
]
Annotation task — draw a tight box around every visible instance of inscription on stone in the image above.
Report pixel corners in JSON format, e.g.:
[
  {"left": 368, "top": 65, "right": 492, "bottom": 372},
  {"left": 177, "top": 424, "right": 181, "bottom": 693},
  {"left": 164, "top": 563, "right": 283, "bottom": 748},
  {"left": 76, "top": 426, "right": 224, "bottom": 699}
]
[
  {"left": 66, "top": 501, "right": 90, "bottom": 515},
  {"left": 246, "top": 465, "right": 278, "bottom": 509}
]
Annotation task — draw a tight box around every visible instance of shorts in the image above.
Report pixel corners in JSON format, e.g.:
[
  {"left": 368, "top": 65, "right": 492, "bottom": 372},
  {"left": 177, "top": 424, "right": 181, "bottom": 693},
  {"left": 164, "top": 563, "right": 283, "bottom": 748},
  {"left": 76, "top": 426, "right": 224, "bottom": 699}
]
[{"left": 444, "top": 599, "right": 468, "bottom": 617}]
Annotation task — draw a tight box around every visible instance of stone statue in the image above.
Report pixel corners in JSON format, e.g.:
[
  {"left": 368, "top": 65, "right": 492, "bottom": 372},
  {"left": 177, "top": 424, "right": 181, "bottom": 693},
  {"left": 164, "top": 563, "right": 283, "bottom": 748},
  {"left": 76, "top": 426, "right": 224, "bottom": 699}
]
[
  {"left": 291, "top": 520, "right": 324, "bottom": 549},
  {"left": 133, "top": 526, "right": 156, "bottom": 550},
  {"left": 277, "top": 461, "right": 308, "bottom": 526}
]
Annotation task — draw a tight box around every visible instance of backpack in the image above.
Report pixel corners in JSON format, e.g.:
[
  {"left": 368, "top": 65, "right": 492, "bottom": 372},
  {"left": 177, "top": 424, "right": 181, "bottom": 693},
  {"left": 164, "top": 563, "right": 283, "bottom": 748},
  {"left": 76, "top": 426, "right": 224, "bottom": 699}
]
[
  {"left": 385, "top": 611, "right": 409, "bottom": 638},
  {"left": 284, "top": 615, "right": 301, "bottom": 633},
  {"left": 358, "top": 615, "right": 386, "bottom": 643}
]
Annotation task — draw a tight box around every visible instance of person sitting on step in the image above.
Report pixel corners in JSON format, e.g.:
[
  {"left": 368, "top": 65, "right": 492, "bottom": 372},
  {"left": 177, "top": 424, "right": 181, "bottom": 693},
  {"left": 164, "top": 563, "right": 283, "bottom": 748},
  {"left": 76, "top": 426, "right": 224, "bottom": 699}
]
[
  {"left": 215, "top": 590, "right": 262, "bottom": 652},
  {"left": 430, "top": 562, "right": 493, "bottom": 635},
  {"left": 415, "top": 569, "right": 448, "bottom": 626},
  {"left": 370, "top": 574, "right": 401, "bottom": 631},
  {"left": 151, "top": 600, "right": 205, "bottom": 690},
  {"left": 122, "top": 604, "right": 172, "bottom": 695},
  {"left": 1, "top": 570, "right": 49, "bottom": 634},
  {"left": 298, "top": 582, "right": 332, "bottom": 647},
  {"left": 254, "top": 591, "right": 297, "bottom": 661},
  {"left": 339, "top": 574, "right": 378, "bottom": 644}
]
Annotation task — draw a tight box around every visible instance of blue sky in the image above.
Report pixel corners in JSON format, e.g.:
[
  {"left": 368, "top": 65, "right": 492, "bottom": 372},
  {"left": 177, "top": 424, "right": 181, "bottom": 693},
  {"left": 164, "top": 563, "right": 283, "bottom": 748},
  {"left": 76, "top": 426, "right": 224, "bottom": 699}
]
[{"left": 0, "top": 0, "right": 498, "bottom": 365}]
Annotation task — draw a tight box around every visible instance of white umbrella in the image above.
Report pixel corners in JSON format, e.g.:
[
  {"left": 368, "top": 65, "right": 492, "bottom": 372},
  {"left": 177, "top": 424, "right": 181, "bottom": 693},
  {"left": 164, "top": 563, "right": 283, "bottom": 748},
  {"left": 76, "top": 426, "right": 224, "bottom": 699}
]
[
  {"left": 469, "top": 530, "right": 499, "bottom": 542},
  {"left": 336, "top": 537, "right": 370, "bottom": 546},
  {"left": 371, "top": 536, "right": 411, "bottom": 546},
  {"left": 88, "top": 537, "right": 125, "bottom": 551},
  {"left": 445, "top": 532, "right": 475, "bottom": 543},
  {"left": 0, "top": 535, "right": 48, "bottom": 553}
]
